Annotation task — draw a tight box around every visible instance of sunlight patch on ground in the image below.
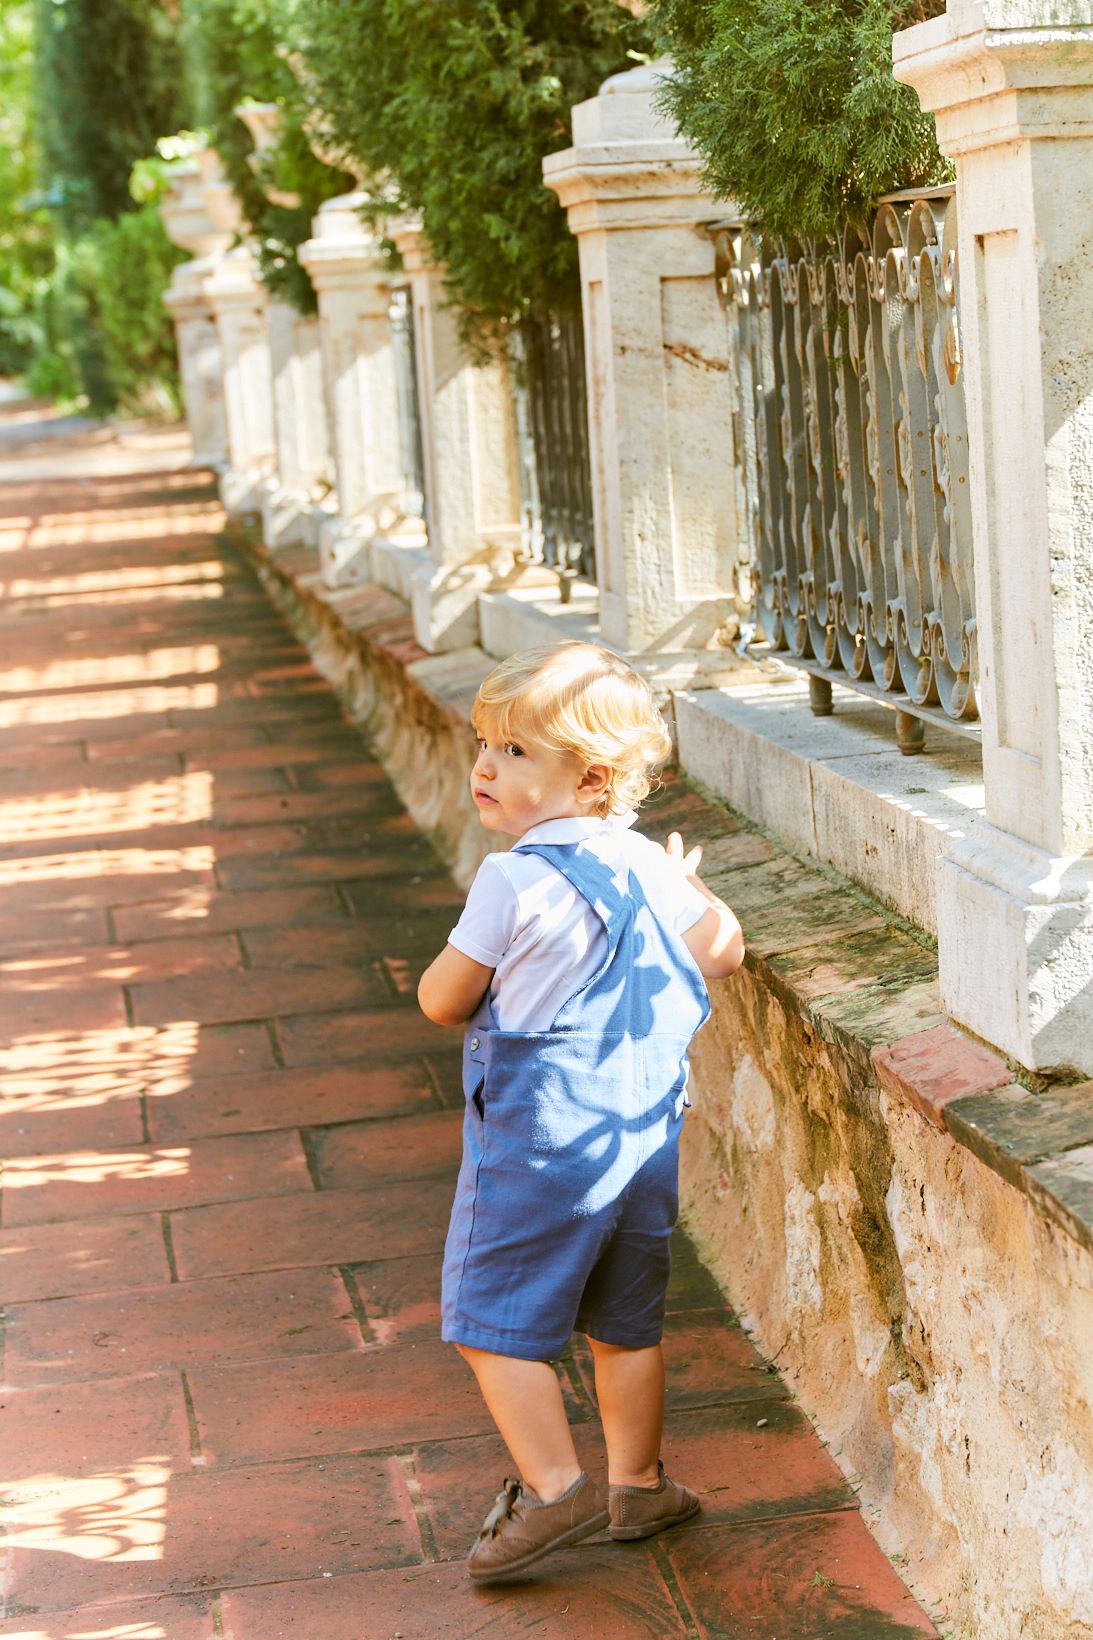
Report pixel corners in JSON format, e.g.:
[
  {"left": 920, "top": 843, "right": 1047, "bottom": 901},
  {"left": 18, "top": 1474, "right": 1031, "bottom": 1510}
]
[
  {"left": 26, "top": 514, "right": 222, "bottom": 548},
  {"left": 0, "top": 1022, "right": 201, "bottom": 1102},
  {"left": 0, "top": 941, "right": 212, "bottom": 993},
  {"left": 25, "top": 495, "right": 219, "bottom": 528},
  {"left": 4, "top": 1150, "right": 193, "bottom": 1193},
  {"left": 0, "top": 516, "right": 34, "bottom": 552},
  {"left": 0, "top": 843, "right": 215, "bottom": 888},
  {"left": 6, "top": 582, "right": 226, "bottom": 611},
  {"left": 3, "top": 561, "right": 224, "bottom": 600},
  {"left": 3, "top": 1465, "right": 171, "bottom": 1564},
  {"left": 26, "top": 508, "right": 224, "bottom": 545},
  {"left": 115, "top": 885, "right": 221, "bottom": 928},
  {"left": 11, "top": 1626, "right": 169, "bottom": 1639},
  {"left": 0, "top": 684, "right": 219, "bottom": 729},
  {"left": 0, "top": 645, "right": 222, "bottom": 695},
  {"left": 0, "top": 772, "right": 214, "bottom": 845},
  {"left": 0, "top": 1234, "right": 143, "bottom": 1283}
]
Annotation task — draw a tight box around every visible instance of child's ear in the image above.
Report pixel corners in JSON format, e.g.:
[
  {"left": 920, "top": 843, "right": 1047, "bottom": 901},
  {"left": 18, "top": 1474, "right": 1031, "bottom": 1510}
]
[{"left": 576, "top": 762, "right": 611, "bottom": 806}]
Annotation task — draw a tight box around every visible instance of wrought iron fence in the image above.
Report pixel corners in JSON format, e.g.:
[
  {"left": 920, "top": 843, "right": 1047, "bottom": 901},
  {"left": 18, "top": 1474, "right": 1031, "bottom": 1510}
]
[
  {"left": 388, "top": 285, "right": 427, "bottom": 523},
  {"left": 709, "top": 186, "right": 976, "bottom": 752},
  {"left": 511, "top": 310, "right": 596, "bottom": 596}
]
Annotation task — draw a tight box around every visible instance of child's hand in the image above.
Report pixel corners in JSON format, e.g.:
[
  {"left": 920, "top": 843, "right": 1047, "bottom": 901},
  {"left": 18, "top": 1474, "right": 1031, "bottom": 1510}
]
[
  {"left": 666, "top": 831, "right": 704, "bottom": 880},
  {"left": 666, "top": 830, "right": 746, "bottom": 980}
]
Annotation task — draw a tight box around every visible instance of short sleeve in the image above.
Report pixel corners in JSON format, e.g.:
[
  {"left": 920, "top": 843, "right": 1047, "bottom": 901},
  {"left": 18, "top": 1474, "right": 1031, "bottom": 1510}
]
[
  {"left": 673, "top": 885, "right": 711, "bottom": 934},
  {"left": 448, "top": 854, "right": 518, "bottom": 967},
  {"left": 630, "top": 834, "right": 710, "bottom": 934}
]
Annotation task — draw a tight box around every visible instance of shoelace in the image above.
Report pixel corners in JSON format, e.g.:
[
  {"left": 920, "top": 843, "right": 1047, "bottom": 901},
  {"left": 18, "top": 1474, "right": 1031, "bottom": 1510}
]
[{"left": 479, "top": 1477, "right": 523, "bottom": 1538}]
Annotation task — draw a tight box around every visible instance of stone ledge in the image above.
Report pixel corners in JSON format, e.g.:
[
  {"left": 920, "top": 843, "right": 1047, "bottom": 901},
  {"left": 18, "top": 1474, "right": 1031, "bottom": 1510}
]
[
  {"left": 873, "top": 1022, "right": 1013, "bottom": 1131},
  {"left": 674, "top": 682, "right": 985, "bottom": 937},
  {"left": 236, "top": 528, "right": 1093, "bottom": 1261},
  {"left": 478, "top": 585, "right": 747, "bottom": 692}
]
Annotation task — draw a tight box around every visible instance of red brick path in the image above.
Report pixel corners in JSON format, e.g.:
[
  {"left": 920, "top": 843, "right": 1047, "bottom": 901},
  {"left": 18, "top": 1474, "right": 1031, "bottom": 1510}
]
[{"left": 0, "top": 416, "right": 939, "bottom": 1637}]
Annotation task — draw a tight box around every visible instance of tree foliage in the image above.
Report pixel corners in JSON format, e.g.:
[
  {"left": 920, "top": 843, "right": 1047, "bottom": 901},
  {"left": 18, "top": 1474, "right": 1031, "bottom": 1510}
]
[
  {"left": 34, "top": 0, "right": 186, "bottom": 232},
  {"left": 292, "top": 0, "right": 649, "bottom": 337},
  {"left": 23, "top": 166, "right": 186, "bottom": 413},
  {"left": 181, "top": 0, "right": 354, "bottom": 311},
  {"left": 88, "top": 202, "right": 187, "bottom": 413},
  {"left": 649, "top": 0, "right": 948, "bottom": 240},
  {"left": 0, "top": 0, "right": 50, "bottom": 373}
]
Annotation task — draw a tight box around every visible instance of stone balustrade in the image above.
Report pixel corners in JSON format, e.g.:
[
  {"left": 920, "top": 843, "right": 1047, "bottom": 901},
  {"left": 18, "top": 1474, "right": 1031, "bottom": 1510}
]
[
  {"left": 296, "top": 192, "right": 403, "bottom": 581},
  {"left": 160, "top": 20, "right": 1093, "bottom": 1633},
  {"left": 160, "top": 153, "right": 236, "bottom": 472},
  {"left": 159, "top": 22, "right": 1093, "bottom": 1077},
  {"left": 708, "top": 186, "right": 976, "bottom": 754},
  {"left": 895, "top": 0, "right": 1093, "bottom": 1080},
  {"left": 157, "top": 25, "right": 1089, "bottom": 1075}
]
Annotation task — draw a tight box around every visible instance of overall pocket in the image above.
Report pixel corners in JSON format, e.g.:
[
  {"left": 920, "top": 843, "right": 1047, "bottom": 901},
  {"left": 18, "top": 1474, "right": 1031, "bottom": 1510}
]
[{"left": 463, "top": 1025, "right": 487, "bottom": 1116}]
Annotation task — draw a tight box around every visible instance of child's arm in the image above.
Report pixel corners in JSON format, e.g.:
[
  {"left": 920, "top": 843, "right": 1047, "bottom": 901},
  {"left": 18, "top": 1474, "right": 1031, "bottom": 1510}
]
[
  {"left": 666, "top": 831, "right": 746, "bottom": 980},
  {"left": 418, "top": 945, "right": 495, "bottom": 1027}
]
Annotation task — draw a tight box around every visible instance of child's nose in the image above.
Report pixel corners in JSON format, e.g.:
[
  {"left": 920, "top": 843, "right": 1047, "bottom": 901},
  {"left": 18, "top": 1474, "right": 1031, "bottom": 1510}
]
[{"left": 474, "top": 746, "right": 495, "bottom": 777}]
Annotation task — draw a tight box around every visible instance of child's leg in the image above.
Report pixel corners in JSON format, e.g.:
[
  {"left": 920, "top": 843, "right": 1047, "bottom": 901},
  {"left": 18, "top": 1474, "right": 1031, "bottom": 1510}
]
[
  {"left": 588, "top": 1335, "right": 700, "bottom": 1541},
  {"left": 456, "top": 1344, "right": 583, "bottom": 1501},
  {"left": 586, "top": 1337, "right": 664, "bottom": 1487}
]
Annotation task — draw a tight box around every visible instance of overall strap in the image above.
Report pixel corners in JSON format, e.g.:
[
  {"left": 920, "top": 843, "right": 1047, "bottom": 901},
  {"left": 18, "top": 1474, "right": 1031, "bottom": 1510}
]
[
  {"left": 511, "top": 840, "right": 634, "bottom": 1019},
  {"left": 513, "top": 840, "right": 631, "bottom": 931}
]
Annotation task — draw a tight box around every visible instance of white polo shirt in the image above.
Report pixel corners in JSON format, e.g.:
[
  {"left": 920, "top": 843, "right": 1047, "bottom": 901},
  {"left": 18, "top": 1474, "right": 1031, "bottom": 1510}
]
[{"left": 448, "top": 812, "right": 710, "bottom": 1030}]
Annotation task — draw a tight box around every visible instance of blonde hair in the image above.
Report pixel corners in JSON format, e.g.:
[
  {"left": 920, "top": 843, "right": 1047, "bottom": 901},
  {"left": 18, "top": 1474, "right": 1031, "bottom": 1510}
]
[{"left": 472, "top": 642, "right": 672, "bottom": 815}]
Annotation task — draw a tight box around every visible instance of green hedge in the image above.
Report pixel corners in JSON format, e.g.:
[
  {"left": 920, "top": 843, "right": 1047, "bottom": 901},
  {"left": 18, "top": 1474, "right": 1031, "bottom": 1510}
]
[
  {"left": 649, "top": 0, "right": 948, "bottom": 240},
  {"left": 88, "top": 204, "right": 187, "bottom": 413},
  {"left": 25, "top": 201, "right": 186, "bottom": 414},
  {"left": 293, "top": 0, "right": 649, "bottom": 341}
]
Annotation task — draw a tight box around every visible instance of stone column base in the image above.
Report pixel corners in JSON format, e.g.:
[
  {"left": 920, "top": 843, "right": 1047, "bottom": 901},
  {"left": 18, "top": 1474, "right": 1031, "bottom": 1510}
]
[
  {"left": 370, "top": 534, "right": 430, "bottom": 604},
  {"left": 411, "top": 560, "right": 492, "bottom": 654},
  {"left": 220, "top": 466, "right": 272, "bottom": 519},
  {"left": 261, "top": 487, "right": 335, "bottom": 552},
  {"left": 939, "top": 826, "right": 1093, "bottom": 1077},
  {"left": 318, "top": 515, "right": 375, "bottom": 587}
]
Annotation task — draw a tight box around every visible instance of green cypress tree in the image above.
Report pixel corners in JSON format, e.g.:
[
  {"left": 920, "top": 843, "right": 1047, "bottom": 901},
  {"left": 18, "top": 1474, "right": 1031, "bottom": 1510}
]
[
  {"left": 34, "top": 0, "right": 186, "bottom": 232},
  {"left": 649, "top": 0, "right": 948, "bottom": 240}
]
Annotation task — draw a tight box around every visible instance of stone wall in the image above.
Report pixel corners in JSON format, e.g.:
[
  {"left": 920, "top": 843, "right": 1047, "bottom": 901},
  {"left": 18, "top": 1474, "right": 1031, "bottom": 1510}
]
[
  {"left": 242, "top": 525, "right": 1093, "bottom": 1640},
  {"left": 685, "top": 970, "right": 1093, "bottom": 1640}
]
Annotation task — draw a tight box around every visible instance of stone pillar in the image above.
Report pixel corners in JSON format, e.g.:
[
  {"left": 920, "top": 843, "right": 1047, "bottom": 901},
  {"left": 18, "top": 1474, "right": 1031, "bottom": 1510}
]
[
  {"left": 163, "top": 260, "right": 229, "bottom": 469},
  {"left": 390, "top": 220, "right": 522, "bottom": 653},
  {"left": 298, "top": 194, "right": 403, "bottom": 584},
  {"left": 895, "top": 0, "right": 1093, "bottom": 1074},
  {"left": 204, "top": 245, "right": 276, "bottom": 516},
  {"left": 543, "top": 62, "right": 738, "bottom": 653},
  {"left": 159, "top": 159, "right": 234, "bottom": 470},
  {"left": 262, "top": 300, "right": 334, "bottom": 548}
]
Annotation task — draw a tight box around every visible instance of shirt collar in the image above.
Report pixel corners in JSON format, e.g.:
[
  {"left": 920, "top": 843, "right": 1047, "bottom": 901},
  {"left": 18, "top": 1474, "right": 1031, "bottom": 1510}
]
[{"left": 516, "top": 810, "right": 637, "bottom": 848}]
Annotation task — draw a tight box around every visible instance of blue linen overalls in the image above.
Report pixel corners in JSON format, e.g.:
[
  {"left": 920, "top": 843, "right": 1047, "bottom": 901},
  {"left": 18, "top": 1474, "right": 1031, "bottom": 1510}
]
[{"left": 440, "top": 838, "right": 711, "bottom": 1361}]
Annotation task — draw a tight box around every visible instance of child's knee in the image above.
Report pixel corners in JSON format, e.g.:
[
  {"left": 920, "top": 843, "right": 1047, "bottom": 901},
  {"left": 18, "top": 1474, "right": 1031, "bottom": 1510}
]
[
  {"left": 585, "top": 1333, "right": 626, "bottom": 1356},
  {"left": 585, "top": 1333, "right": 660, "bottom": 1359}
]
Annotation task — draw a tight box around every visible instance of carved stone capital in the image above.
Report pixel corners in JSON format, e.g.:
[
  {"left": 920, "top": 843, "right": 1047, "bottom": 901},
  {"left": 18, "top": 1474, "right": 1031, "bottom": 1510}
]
[{"left": 894, "top": 1, "right": 1093, "bottom": 152}]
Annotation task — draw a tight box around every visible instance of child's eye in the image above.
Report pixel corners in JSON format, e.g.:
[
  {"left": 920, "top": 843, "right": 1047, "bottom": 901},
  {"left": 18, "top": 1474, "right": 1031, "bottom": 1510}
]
[{"left": 504, "top": 743, "right": 525, "bottom": 758}]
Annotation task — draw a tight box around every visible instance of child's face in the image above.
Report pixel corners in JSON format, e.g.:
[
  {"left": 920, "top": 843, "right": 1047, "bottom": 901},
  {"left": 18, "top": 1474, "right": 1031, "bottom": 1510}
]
[{"left": 470, "top": 721, "right": 596, "bottom": 837}]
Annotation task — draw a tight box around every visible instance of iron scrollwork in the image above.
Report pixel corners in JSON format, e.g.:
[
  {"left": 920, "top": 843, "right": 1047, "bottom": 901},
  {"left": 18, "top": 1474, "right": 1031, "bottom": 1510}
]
[
  {"left": 511, "top": 310, "right": 596, "bottom": 593},
  {"left": 710, "top": 188, "right": 977, "bottom": 731}
]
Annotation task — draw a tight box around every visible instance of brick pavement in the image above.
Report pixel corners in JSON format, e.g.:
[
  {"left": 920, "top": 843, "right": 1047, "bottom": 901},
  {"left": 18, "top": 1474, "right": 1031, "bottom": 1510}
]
[{"left": 0, "top": 412, "right": 940, "bottom": 1637}]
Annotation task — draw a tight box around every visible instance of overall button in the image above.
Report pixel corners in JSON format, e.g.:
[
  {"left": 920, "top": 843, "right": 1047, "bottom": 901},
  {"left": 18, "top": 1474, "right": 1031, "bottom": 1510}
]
[{"left": 470, "top": 1036, "right": 480, "bottom": 1050}]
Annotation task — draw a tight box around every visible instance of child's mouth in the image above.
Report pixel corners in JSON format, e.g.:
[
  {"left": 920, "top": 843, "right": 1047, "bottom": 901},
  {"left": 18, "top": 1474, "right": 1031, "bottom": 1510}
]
[{"left": 473, "top": 789, "right": 497, "bottom": 806}]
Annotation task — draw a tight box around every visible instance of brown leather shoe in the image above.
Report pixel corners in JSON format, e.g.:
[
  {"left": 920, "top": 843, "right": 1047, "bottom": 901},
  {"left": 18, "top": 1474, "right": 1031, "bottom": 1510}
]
[
  {"left": 467, "top": 1472, "right": 609, "bottom": 1582},
  {"left": 608, "top": 1462, "right": 701, "bottom": 1540}
]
